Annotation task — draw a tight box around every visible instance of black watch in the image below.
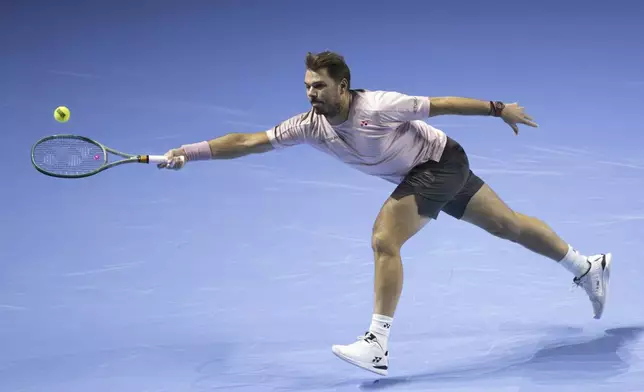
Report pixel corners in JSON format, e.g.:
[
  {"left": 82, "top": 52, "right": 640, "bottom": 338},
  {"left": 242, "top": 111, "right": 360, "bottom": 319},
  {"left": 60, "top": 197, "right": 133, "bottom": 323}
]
[{"left": 490, "top": 101, "right": 505, "bottom": 117}]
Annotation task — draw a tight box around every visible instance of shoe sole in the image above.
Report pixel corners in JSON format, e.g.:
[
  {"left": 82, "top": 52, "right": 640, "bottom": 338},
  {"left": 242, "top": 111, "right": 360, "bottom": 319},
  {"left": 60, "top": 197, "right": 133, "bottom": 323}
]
[
  {"left": 331, "top": 346, "right": 388, "bottom": 376},
  {"left": 595, "top": 252, "right": 612, "bottom": 319}
]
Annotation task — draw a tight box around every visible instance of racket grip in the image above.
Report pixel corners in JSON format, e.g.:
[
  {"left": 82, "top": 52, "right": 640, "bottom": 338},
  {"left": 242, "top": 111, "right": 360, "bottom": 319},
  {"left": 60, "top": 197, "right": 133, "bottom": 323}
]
[
  {"left": 147, "top": 155, "right": 170, "bottom": 164},
  {"left": 146, "top": 155, "right": 186, "bottom": 168}
]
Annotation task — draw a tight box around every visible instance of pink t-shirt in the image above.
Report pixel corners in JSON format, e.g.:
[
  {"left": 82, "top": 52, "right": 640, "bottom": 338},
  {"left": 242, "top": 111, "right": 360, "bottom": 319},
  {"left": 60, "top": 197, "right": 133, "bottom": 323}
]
[{"left": 265, "top": 90, "right": 447, "bottom": 184}]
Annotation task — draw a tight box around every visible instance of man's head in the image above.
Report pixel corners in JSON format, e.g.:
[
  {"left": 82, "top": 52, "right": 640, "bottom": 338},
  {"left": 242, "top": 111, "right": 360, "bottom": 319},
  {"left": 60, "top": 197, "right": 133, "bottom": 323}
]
[{"left": 304, "top": 51, "right": 351, "bottom": 118}]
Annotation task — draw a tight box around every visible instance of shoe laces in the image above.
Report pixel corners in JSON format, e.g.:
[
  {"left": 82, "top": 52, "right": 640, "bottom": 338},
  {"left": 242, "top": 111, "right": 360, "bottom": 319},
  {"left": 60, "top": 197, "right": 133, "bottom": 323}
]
[
  {"left": 356, "top": 332, "right": 387, "bottom": 354},
  {"left": 357, "top": 332, "right": 378, "bottom": 344}
]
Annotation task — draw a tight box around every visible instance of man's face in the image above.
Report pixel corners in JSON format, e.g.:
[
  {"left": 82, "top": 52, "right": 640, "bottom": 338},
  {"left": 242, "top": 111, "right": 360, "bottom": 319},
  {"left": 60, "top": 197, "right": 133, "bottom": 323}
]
[{"left": 304, "top": 68, "right": 345, "bottom": 117}]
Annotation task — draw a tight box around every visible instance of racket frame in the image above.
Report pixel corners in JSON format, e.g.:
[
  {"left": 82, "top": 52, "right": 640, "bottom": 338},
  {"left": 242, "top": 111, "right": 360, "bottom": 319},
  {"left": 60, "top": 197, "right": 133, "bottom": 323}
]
[{"left": 31, "top": 134, "right": 167, "bottom": 179}]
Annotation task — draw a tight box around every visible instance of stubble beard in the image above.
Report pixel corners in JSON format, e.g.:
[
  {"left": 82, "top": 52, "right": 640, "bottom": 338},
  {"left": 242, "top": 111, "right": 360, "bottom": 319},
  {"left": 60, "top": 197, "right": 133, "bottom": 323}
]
[{"left": 314, "top": 101, "right": 342, "bottom": 117}]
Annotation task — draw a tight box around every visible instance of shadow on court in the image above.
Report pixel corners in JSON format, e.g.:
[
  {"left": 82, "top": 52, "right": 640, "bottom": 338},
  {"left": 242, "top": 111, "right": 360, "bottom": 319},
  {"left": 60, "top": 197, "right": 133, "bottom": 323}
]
[{"left": 359, "top": 326, "right": 644, "bottom": 390}]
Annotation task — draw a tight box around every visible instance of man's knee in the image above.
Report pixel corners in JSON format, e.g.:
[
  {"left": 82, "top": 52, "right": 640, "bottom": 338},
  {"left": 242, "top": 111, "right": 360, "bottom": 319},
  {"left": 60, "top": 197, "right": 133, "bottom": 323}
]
[
  {"left": 371, "top": 230, "right": 401, "bottom": 257},
  {"left": 371, "top": 194, "right": 429, "bottom": 257}
]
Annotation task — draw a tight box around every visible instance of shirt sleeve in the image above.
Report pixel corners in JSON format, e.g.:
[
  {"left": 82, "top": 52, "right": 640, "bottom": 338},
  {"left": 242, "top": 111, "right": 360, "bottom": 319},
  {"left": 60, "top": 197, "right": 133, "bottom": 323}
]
[
  {"left": 265, "top": 112, "right": 313, "bottom": 149},
  {"left": 371, "top": 90, "right": 431, "bottom": 123}
]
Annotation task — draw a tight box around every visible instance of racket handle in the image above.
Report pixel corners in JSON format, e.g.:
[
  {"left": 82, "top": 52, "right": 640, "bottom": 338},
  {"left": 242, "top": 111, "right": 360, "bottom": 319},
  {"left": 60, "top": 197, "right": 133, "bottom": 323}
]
[
  {"left": 146, "top": 155, "right": 170, "bottom": 164},
  {"left": 143, "top": 155, "right": 186, "bottom": 169}
]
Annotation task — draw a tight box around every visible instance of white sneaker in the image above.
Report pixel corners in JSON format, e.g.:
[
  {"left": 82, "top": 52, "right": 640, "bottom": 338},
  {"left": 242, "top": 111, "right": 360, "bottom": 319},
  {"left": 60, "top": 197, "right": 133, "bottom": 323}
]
[
  {"left": 573, "top": 253, "right": 612, "bottom": 319},
  {"left": 332, "top": 332, "right": 389, "bottom": 376}
]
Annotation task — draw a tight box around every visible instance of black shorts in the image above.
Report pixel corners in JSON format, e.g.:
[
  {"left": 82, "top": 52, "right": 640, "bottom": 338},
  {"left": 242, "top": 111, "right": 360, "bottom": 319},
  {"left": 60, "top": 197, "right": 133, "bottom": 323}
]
[{"left": 391, "top": 137, "right": 485, "bottom": 219}]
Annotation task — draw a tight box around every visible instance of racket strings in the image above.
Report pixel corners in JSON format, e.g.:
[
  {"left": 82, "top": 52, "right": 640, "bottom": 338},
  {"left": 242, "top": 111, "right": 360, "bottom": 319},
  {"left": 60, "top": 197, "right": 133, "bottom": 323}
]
[{"left": 32, "top": 137, "right": 106, "bottom": 176}]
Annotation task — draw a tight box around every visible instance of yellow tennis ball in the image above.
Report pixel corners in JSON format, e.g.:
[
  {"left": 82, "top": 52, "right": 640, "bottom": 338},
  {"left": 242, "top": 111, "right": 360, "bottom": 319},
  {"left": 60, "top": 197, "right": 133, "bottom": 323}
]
[{"left": 54, "top": 106, "right": 70, "bottom": 123}]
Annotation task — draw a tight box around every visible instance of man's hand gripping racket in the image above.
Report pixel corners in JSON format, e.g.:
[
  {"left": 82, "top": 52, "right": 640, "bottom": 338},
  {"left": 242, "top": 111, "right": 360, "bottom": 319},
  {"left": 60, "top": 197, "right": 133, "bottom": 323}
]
[
  {"left": 157, "top": 148, "right": 188, "bottom": 170},
  {"left": 158, "top": 141, "right": 212, "bottom": 170}
]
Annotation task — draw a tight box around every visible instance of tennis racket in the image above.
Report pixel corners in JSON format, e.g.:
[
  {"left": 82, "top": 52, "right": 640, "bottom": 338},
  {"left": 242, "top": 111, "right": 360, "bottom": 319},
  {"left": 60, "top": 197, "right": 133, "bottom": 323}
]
[{"left": 31, "top": 134, "right": 184, "bottom": 179}]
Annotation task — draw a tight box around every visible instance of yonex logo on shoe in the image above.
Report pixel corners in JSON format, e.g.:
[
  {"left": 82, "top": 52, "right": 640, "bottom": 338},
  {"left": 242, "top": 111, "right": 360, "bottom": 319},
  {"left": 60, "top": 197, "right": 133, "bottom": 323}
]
[{"left": 373, "top": 356, "right": 382, "bottom": 363}]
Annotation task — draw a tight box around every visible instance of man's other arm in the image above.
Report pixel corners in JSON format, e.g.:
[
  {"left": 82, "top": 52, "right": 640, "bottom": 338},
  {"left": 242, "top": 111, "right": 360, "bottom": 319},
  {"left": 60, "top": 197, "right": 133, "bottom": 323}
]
[
  {"left": 427, "top": 96, "right": 538, "bottom": 133},
  {"left": 428, "top": 97, "right": 496, "bottom": 117}
]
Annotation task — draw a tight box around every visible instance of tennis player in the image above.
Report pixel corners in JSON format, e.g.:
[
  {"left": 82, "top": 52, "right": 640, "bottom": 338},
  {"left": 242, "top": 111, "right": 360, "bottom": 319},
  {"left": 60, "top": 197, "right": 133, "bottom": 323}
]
[{"left": 158, "top": 51, "right": 611, "bottom": 376}]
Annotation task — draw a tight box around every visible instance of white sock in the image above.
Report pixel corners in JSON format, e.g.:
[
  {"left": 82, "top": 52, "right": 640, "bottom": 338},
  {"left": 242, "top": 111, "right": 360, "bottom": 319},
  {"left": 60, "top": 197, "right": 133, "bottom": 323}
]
[
  {"left": 559, "top": 245, "right": 591, "bottom": 277},
  {"left": 369, "top": 314, "right": 393, "bottom": 351}
]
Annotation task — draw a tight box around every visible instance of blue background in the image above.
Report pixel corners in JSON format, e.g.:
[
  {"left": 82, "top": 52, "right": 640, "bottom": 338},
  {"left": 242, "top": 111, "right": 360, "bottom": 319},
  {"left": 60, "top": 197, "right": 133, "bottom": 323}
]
[{"left": 2, "top": 0, "right": 644, "bottom": 391}]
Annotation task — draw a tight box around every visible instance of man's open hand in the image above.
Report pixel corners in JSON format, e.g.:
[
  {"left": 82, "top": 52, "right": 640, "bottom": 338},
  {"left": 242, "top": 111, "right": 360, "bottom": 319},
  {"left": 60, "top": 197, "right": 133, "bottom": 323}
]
[{"left": 501, "top": 103, "right": 538, "bottom": 135}]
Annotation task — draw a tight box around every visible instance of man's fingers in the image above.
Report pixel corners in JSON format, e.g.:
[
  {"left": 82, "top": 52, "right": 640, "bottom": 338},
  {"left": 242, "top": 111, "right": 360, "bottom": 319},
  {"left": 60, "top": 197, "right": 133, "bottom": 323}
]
[
  {"left": 162, "top": 156, "right": 186, "bottom": 170},
  {"left": 168, "top": 157, "right": 180, "bottom": 170},
  {"left": 157, "top": 151, "right": 171, "bottom": 169},
  {"left": 523, "top": 119, "right": 539, "bottom": 127},
  {"left": 157, "top": 150, "right": 187, "bottom": 170}
]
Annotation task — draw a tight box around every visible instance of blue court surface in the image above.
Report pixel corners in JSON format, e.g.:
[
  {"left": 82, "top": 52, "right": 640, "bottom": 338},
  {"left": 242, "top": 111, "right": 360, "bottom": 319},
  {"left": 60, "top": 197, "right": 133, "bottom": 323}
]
[
  {"left": 3, "top": 143, "right": 644, "bottom": 392},
  {"left": 2, "top": 1, "right": 643, "bottom": 391}
]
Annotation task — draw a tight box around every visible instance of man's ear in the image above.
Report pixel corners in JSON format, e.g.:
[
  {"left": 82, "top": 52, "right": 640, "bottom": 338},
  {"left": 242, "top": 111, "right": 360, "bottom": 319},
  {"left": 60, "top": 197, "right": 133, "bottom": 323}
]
[{"left": 340, "top": 78, "right": 349, "bottom": 92}]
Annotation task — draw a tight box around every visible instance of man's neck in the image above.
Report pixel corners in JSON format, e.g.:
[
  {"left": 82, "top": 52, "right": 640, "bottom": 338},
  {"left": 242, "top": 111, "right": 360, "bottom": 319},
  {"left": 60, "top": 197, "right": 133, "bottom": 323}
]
[{"left": 326, "top": 91, "right": 353, "bottom": 126}]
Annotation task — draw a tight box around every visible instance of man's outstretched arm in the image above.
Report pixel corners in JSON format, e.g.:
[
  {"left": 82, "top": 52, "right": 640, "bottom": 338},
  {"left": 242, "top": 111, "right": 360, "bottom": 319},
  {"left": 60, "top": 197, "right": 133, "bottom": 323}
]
[
  {"left": 183, "top": 131, "right": 275, "bottom": 160},
  {"left": 157, "top": 131, "right": 275, "bottom": 169},
  {"left": 159, "top": 113, "right": 313, "bottom": 169}
]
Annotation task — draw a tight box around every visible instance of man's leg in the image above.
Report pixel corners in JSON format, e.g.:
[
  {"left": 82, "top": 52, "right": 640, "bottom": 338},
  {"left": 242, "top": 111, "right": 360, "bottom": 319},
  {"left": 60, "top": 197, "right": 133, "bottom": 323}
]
[
  {"left": 331, "top": 194, "right": 430, "bottom": 376},
  {"left": 445, "top": 178, "right": 612, "bottom": 319},
  {"left": 460, "top": 183, "right": 570, "bottom": 261},
  {"left": 332, "top": 137, "right": 471, "bottom": 376},
  {"left": 371, "top": 194, "right": 430, "bottom": 318}
]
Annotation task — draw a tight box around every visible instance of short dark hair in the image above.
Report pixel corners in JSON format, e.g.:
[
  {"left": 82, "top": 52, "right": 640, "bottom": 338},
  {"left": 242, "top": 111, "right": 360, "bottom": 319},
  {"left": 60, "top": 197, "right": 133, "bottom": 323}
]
[{"left": 305, "top": 51, "right": 351, "bottom": 89}]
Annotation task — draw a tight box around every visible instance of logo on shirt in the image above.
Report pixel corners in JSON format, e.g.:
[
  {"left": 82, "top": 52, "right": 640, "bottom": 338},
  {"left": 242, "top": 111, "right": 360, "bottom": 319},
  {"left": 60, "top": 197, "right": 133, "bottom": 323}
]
[
  {"left": 412, "top": 97, "right": 419, "bottom": 113},
  {"left": 360, "top": 120, "right": 369, "bottom": 126}
]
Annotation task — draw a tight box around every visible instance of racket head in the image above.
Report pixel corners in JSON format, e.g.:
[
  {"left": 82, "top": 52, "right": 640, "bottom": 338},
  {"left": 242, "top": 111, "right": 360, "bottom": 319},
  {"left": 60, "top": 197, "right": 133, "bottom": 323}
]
[{"left": 31, "top": 134, "right": 110, "bottom": 178}]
